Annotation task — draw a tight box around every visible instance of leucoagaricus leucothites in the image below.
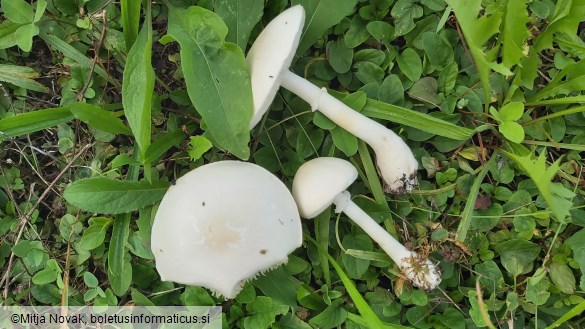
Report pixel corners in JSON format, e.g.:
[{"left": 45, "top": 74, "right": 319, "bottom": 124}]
[
  {"left": 292, "top": 157, "right": 441, "bottom": 290},
  {"left": 151, "top": 161, "right": 302, "bottom": 299},
  {"left": 247, "top": 5, "right": 418, "bottom": 193}
]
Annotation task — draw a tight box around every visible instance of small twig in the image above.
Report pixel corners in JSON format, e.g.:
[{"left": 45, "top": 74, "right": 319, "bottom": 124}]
[
  {"left": 0, "top": 143, "right": 93, "bottom": 300},
  {"left": 77, "top": 10, "right": 107, "bottom": 102}
]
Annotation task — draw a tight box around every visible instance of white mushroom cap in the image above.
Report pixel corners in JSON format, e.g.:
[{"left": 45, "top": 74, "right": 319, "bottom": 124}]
[
  {"left": 292, "top": 157, "right": 358, "bottom": 218},
  {"left": 151, "top": 161, "right": 302, "bottom": 299},
  {"left": 246, "top": 5, "right": 305, "bottom": 128}
]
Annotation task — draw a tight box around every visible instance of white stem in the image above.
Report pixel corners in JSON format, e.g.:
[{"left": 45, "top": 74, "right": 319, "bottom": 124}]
[
  {"left": 333, "top": 192, "right": 412, "bottom": 264},
  {"left": 332, "top": 191, "right": 441, "bottom": 289},
  {"left": 281, "top": 70, "right": 398, "bottom": 147},
  {"left": 280, "top": 70, "right": 419, "bottom": 193}
]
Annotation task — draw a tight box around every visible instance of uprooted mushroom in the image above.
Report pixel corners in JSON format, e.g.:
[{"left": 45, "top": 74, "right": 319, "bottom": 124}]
[
  {"left": 151, "top": 161, "right": 303, "bottom": 299},
  {"left": 246, "top": 5, "right": 418, "bottom": 193}
]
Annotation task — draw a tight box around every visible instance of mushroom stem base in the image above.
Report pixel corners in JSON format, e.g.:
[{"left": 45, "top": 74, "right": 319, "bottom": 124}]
[{"left": 332, "top": 192, "right": 441, "bottom": 289}]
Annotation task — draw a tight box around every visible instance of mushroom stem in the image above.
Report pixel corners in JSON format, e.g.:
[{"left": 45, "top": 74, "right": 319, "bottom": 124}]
[
  {"left": 280, "top": 70, "right": 418, "bottom": 193},
  {"left": 332, "top": 191, "right": 441, "bottom": 290}
]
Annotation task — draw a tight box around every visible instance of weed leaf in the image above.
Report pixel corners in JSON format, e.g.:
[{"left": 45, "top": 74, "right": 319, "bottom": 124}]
[{"left": 162, "top": 5, "right": 252, "bottom": 160}]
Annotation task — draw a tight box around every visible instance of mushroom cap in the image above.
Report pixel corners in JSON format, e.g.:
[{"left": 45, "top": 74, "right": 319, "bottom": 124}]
[
  {"left": 246, "top": 5, "right": 305, "bottom": 128},
  {"left": 292, "top": 157, "right": 358, "bottom": 219},
  {"left": 151, "top": 161, "right": 302, "bottom": 299}
]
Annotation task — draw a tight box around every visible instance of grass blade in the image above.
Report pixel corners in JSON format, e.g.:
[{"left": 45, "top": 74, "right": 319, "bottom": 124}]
[
  {"left": 329, "top": 90, "right": 475, "bottom": 140},
  {"left": 120, "top": 0, "right": 140, "bottom": 50},
  {"left": 456, "top": 155, "right": 496, "bottom": 242},
  {"left": 0, "top": 107, "right": 73, "bottom": 140},
  {"left": 39, "top": 32, "right": 119, "bottom": 87},
  {"left": 305, "top": 234, "right": 411, "bottom": 329},
  {"left": 0, "top": 63, "right": 48, "bottom": 92}
]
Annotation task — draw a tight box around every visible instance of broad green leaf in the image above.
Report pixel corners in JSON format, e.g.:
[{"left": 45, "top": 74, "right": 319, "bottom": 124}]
[
  {"left": 526, "top": 268, "right": 551, "bottom": 305},
  {"left": 68, "top": 103, "right": 132, "bottom": 136},
  {"left": 63, "top": 177, "right": 169, "bottom": 214},
  {"left": 549, "top": 262, "right": 576, "bottom": 294},
  {"left": 254, "top": 267, "right": 299, "bottom": 308},
  {"left": 344, "top": 16, "right": 370, "bottom": 48},
  {"left": 80, "top": 217, "right": 112, "bottom": 250},
  {"left": 366, "top": 21, "right": 394, "bottom": 45},
  {"left": 494, "top": 239, "right": 540, "bottom": 275},
  {"left": 433, "top": 308, "right": 465, "bottom": 329},
  {"left": 391, "top": 0, "right": 423, "bottom": 37},
  {"left": 499, "top": 102, "right": 524, "bottom": 121},
  {"left": 296, "top": 128, "right": 323, "bottom": 158},
  {"left": 0, "top": 21, "right": 21, "bottom": 49},
  {"left": 378, "top": 75, "right": 404, "bottom": 105},
  {"left": 291, "top": 0, "right": 358, "bottom": 53},
  {"left": 162, "top": 5, "right": 252, "bottom": 160},
  {"left": 39, "top": 32, "right": 117, "bottom": 86},
  {"left": 397, "top": 48, "right": 422, "bottom": 82},
  {"left": 355, "top": 61, "right": 384, "bottom": 84},
  {"left": 1, "top": 0, "right": 34, "bottom": 24},
  {"left": 32, "top": 267, "right": 58, "bottom": 285},
  {"left": 83, "top": 272, "right": 99, "bottom": 288},
  {"left": 422, "top": 32, "right": 453, "bottom": 69},
  {"left": 0, "top": 107, "right": 74, "bottom": 140},
  {"left": 501, "top": 0, "right": 529, "bottom": 68},
  {"left": 327, "top": 40, "right": 353, "bottom": 73},
  {"left": 331, "top": 126, "right": 358, "bottom": 157},
  {"left": 309, "top": 299, "right": 347, "bottom": 328},
  {"left": 120, "top": 0, "right": 140, "bottom": 49},
  {"left": 214, "top": 0, "right": 264, "bottom": 50},
  {"left": 12, "top": 241, "right": 39, "bottom": 258},
  {"left": 341, "top": 235, "right": 373, "bottom": 279},
  {"left": 0, "top": 63, "right": 48, "bottom": 92},
  {"left": 243, "top": 296, "right": 288, "bottom": 329},
  {"left": 187, "top": 135, "right": 213, "bottom": 161},
  {"left": 499, "top": 121, "right": 525, "bottom": 143},
  {"left": 475, "top": 260, "right": 504, "bottom": 291},
  {"left": 123, "top": 19, "right": 154, "bottom": 158},
  {"left": 181, "top": 286, "right": 215, "bottom": 306},
  {"left": 408, "top": 77, "right": 440, "bottom": 106},
  {"left": 15, "top": 23, "right": 38, "bottom": 52}
]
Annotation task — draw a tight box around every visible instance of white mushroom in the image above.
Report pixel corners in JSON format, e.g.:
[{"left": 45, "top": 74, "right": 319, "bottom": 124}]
[
  {"left": 247, "top": 5, "right": 418, "bottom": 193},
  {"left": 292, "top": 157, "right": 441, "bottom": 290},
  {"left": 151, "top": 161, "right": 302, "bottom": 299}
]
